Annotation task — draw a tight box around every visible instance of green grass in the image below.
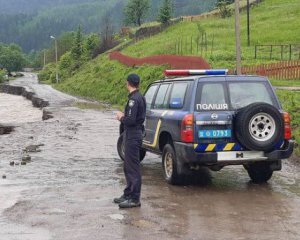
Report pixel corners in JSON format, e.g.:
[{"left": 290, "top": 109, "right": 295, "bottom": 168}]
[
  {"left": 74, "top": 102, "right": 108, "bottom": 111},
  {"left": 123, "top": 0, "right": 300, "bottom": 69},
  {"left": 55, "top": 55, "right": 165, "bottom": 106},
  {"left": 53, "top": 0, "right": 300, "bottom": 108},
  {"left": 276, "top": 90, "right": 300, "bottom": 156},
  {"left": 270, "top": 79, "right": 300, "bottom": 87}
]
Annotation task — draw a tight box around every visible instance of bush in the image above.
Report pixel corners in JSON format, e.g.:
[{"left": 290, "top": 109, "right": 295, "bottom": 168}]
[
  {"left": 38, "top": 63, "right": 56, "bottom": 83},
  {"left": 59, "top": 52, "right": 77, "bottom": 80},
  {"left": 216, "top": 1, "right": 233, "bottom": 18},
  {"left": 0, "top": 69, "right": 7, "bottom": 83}
]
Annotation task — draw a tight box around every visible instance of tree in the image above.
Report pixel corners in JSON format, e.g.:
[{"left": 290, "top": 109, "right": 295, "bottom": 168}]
[
  {"left": 124, "top": 0, "right": 150, "bottom": 26},
  {"left": 158, "top": 0, "right": 173, "bottom": 24},
  {"left": 216, "top": 0, "right": 233, "bottom": 18},
  {"left": 84, "top": 33, "right": 101, "bottom": 58},
  {"left": 98, "top": 12, "right": 117, "bottom": 53},
  {"left": 71, "top": 25, "right": 84, "bottom": 58},
  {"left": 0, "top": 43, "right": 26, "bottom": 74}
]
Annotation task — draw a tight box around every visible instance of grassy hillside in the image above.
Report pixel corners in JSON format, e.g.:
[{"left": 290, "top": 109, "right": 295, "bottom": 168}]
[
  {"left": 55, "top": 0, "right": 300, "bottom": 100},
  {"left": 56, "top": 55, "right": 165, "bottom": 106},
  {"left": 123, "top": 0, "right": 300, "bottom": 69},
  {"left": 55, "top": 0, "right": 300, "bottom": 104}
]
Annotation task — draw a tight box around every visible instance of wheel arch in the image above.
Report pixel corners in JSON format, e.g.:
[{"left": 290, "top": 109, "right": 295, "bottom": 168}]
[{"left": 159, "top": 131, "right": 174, "bottom": 152}]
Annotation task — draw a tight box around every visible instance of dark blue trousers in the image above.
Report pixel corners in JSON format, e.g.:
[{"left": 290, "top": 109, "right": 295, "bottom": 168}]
[{"left": 123, "top": 129, "right": 142, "bottom": 201}]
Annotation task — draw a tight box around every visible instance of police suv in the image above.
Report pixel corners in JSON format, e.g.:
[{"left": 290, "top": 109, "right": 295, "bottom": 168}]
[{"left": 118, "top": 70, "right": 294, "bottom": 185}]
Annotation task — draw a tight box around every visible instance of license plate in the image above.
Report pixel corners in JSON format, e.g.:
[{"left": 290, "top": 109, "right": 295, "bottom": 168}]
[{"left": 199, "top": 130, "right": 231, "bottom": 138}]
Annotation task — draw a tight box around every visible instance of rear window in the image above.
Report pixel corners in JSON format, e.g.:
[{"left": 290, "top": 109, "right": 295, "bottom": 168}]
[
  {"left": 228, "top": 82, "right": 273, "bottom": 109},
  {"left": 195, "top": 83, "right": 227, "bottom": 111}
]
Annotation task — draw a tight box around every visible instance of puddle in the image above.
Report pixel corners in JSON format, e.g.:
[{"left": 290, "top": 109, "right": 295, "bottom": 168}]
[{"left": 109, "top": 214, "right": 125, "bottom": 220}]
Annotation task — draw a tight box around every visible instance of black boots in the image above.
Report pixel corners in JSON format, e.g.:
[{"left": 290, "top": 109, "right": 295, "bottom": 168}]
[
  {"left": 113, "top": 195, "right": 129, "bottom": 204},
  {"left": 119, "top": 199, "right": 141, "bottom": 208}
]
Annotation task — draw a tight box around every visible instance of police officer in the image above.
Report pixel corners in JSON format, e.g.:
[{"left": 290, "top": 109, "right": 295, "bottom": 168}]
[{"left": 115, "top": 73, "right": 146, "bottom": 208}]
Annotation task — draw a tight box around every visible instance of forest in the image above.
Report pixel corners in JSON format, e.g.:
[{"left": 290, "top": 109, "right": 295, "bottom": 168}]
[{"left": 0, "top": 0, "right": 217, "bottom": 52}]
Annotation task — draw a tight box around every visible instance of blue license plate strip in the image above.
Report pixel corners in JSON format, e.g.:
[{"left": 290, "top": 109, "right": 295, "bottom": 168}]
[{"left": 199, "top": 130, "right": 232, "bottom": 138}]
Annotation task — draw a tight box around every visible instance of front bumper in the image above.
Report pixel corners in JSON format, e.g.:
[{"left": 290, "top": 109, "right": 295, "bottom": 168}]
[{"left": 174, "top": 140, "right": 295, "bottom": 165}]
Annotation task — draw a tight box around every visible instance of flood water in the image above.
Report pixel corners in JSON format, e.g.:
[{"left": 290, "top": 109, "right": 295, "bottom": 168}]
[{"left": 0, "top": 93, "right": 42, "bottom": 124}]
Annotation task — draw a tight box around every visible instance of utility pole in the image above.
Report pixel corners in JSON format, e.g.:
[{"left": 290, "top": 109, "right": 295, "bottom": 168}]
[
  {"left": 50, "top": 36, "right": 59, "bottom": 83},
  {"left": 43, "top": 51, "right": 46, "bottom": 69},
  {"left": 234, "top": 0, "right": 242, "bottom": 75},
  {"left": 247, "top": 0, "right": 250, "bottom": 46}
]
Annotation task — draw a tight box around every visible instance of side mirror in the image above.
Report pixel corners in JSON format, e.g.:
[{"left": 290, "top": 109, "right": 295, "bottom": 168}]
[{"left": 170, "top": 98, "right": 183, "bottom": 109}]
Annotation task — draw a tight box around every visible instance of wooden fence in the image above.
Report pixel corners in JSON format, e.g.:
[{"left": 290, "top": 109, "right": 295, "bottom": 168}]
[
  {"left": 235, "top": 61, "right": 300, "bottom": 80},
  {"left": 174, "top": 33, "right": 215, "bottom": 56}
]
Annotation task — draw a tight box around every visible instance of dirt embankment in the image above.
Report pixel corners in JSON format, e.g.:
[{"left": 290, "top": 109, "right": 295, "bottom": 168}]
[{"left": 0, "top": 84, "right": 49, "bottom": 109}]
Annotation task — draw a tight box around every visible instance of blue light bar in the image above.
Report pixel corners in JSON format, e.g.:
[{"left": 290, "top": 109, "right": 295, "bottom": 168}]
[{"left": 205, "top": 69, "right": 228, "bottom": 75}]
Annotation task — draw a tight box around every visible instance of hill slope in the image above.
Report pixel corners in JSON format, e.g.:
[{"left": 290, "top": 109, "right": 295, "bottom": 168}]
[
  {"left": 55, "top": 0, "right": 300, "bottom": 104},
  {"left": 123, "top": 0, "right": 300, "bottom": 68}
]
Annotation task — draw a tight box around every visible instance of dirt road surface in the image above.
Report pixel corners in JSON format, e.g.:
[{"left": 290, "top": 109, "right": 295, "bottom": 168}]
[{"left": 0, "top": 74, "right": 300, "bottom": 240}]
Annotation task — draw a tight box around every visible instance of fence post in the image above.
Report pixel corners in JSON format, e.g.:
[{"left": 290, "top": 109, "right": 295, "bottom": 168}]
[
  {"left": 197, "top": 36, "right": 199, "bottom": 54},
  {"left": 289, "top": 44, "right": 292, "bottom": 60},
  {"left": 205, "top": 32, "right": 208, "bottom": 52},
  {"left": 270, "top": 45, "right": 273, "bottom": 60},
  {"left": 191, "top": 36, "right": 193, "bottom": 54},
  {"left": 281, "top": 45, "right": 283, "bottom": 60},
  {"left": 181, "top": 37, "right": 183, "bottom": 55},
  {"left": 280, "top": 62, "right": 283, "bottom": 80},
  {"left": 211, "top": 34, "right": 214, "bottom": 56},
  {"left": 185, "top": 36, "right": 188, "bottom": 54},
  {"left": 255, "top": 45, "right": 257, "bottom": 59}
]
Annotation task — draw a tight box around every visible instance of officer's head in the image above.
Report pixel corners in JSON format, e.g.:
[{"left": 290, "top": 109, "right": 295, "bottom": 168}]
[{"left": 127, "top": 74, "right": 140, "bottom": 90}]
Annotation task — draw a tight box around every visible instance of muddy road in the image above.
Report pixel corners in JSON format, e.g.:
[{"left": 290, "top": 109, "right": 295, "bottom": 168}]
[{"left": 0, "top": 74, "right": 300, "bottom": 240}]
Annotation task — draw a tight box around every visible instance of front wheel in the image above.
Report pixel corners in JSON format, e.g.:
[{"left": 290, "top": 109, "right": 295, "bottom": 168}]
[
  {"left": 162, "top": 144, "right": 184, "bottom": 185},
  {"left": 117, "top": 133, "right": 146, "bottom": 162},
  {"left": 245, "top": 162, "right": 273, "bottom": 184}
]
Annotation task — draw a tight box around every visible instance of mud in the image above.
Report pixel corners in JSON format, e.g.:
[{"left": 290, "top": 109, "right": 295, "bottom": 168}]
[{"left": 1, "top": 74, "right": 300, "bottom": 240}]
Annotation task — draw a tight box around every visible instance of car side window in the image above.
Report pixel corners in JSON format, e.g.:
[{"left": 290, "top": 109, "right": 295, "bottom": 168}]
[
  {"left": 169, "top": 82, "right": 188, "bottom": 109},
  {"left": 144, "top": 85, "right": 158, "bottom": 110},
  {"left": 153, "top": 84, "right": 171, "bottom": 109}
]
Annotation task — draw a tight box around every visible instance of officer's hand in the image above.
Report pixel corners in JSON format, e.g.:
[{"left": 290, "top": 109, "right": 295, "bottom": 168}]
[{"left": 116, "top": 111, "right": 124, "bottom": 121}]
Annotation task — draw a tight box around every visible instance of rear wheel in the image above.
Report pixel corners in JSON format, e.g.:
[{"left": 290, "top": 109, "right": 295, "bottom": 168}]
[
  {"left": 245, "top": 162, "right": 273, "bottom": 184},
  {"left": 117, "top": 133, "right": 146, "bottom": 162},
  {"left": 162, "top": 144, "right": 184, "bottom": 185}
]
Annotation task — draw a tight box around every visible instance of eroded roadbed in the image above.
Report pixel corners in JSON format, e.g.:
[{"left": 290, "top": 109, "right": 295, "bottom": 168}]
[{"left": 1, "top": 75, "right": 300, "bottom": 240}]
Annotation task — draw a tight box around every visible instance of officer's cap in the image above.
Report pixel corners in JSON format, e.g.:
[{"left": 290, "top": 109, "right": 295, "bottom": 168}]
[{"left": 127, "top": 74, "right": 140, "bottom": 87}]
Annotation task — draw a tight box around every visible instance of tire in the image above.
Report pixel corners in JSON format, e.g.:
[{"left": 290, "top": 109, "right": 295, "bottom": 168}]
[
  {"left": 162, "top": 144, "right": 184, "bottom": 185},
  {"left": 117, "top": 133, "right": 146, "bottom": 162},
  {"left": 235, "top": 102, "right": 284, "bottom": 152},
  {"left": 245, "top": 162, "right": 273, "bottom": 184}
]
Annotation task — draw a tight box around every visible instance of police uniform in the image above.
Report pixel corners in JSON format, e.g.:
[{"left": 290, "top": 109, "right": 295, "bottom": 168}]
[{"left": 120, "top": 82, "right": 146, "bottom": 203}]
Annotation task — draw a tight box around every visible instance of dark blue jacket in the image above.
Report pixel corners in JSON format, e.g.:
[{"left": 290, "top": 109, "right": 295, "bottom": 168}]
[{"left": 122, "top": 90, "right": 146, "bottom": 130}]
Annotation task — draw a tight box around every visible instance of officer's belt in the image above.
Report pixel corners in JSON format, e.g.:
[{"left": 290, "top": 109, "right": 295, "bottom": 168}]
[{"left": 124, "top": 125, "right": 144, "bottom": 131}]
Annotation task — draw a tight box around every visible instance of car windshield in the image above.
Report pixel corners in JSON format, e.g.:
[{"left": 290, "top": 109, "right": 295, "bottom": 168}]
[{"left": 228, "top": 82, "right": 274, "bottom": 109}]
